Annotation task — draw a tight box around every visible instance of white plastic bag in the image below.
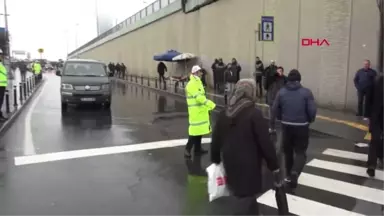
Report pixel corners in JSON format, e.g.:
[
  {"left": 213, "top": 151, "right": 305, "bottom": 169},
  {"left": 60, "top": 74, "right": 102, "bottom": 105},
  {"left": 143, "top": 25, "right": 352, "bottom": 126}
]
[{"left": 206, "top": 163, "right": 230, "bottom": 202}]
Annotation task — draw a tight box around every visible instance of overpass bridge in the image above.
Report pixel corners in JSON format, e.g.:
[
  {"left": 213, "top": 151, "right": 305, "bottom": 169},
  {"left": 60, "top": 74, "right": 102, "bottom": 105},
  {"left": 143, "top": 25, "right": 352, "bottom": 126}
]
[{"left": 68, "top": 0, "right": 384, "bottom": 110}]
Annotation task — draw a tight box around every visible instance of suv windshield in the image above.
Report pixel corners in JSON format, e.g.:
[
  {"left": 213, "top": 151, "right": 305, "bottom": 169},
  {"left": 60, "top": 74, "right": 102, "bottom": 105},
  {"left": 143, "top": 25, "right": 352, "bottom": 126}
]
[{"left": 63, "top": 62, "right": 107, "bottom": 76}]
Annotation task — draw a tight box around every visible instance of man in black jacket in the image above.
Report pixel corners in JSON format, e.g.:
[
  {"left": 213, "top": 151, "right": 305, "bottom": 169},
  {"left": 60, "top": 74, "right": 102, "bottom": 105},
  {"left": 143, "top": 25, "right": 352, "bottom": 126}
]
[
  {"left": 18, "top": 60, "right": 28, "bottom": 82},
  {"left": 121, "top": 63, "right": 127, "bottom": 79},
  {"left": 108, "top": 62, "right": 115, "bottom": 76},
  {"left": 211, "top": 59, "right": 218, "bottom": 89},
  {"left": 264, "top": 60, "right": 277, "bottom": 91},
  {"left": 254, "top": 57, "right": 264, "bottom": 97},
  {"left": 271, "top": 69, "right": 317, "bottom": 189},
  {"left": 115, "top": 63, "right": 121, "bottom": 78},
  {"left": 353, "top": 59, "right": 377, "bottom": 119},
  {"left": 367, "top": 74, "right": 383, "bottom": 177},
  {"left": 157, "top": 62, "right": 167, "bottom": 87},
  {"left": 267, "top": 66, "right": 287, "bottom": 133}
]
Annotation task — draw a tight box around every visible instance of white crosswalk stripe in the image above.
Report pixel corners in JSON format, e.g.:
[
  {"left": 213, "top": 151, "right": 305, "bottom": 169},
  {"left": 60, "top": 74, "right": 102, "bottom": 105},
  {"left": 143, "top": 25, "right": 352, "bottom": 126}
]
[{"left": 257, "top": 148, "right": 384, "bottom": 215}]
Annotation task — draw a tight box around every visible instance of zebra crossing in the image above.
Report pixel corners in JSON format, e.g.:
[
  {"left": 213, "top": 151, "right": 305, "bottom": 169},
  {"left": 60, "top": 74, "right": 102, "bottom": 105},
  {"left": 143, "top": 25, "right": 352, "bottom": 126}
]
[{"left": 257, "top": 147, "right": 384, "bottom": 215}]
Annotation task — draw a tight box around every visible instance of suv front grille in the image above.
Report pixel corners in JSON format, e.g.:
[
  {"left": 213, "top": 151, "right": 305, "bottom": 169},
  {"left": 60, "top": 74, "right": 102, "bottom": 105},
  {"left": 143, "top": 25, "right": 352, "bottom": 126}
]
[{"left": 74, "top": 86, "right": 101, "bottom": 91}]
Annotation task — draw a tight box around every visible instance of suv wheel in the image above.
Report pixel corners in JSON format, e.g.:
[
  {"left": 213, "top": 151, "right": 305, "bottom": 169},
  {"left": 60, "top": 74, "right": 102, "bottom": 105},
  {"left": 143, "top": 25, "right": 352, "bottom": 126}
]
[
  {"left": 104, "top": 102, "right": 111, "bottom": 109},
  {"left": 61, "top": 102, "right": 68, "bottom": 112}
]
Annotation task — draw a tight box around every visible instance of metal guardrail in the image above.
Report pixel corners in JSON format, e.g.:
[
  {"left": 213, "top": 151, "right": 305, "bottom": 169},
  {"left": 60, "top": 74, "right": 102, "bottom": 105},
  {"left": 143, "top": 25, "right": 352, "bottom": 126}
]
[
  {"left": 114, "top": 73, "right": 229, "bottom": 106},
  {"left": 2, "top": 75, "right": 42, "bottom": 116},
  {"left": 68, "top": 0, "right": 178, "bottom": 57}
]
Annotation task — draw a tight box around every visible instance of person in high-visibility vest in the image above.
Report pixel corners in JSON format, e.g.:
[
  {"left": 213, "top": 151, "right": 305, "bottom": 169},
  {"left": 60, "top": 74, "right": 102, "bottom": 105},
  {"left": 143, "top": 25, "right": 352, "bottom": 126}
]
[
  {"left": 0, "top": 49, "right": 8, "bottom": 121},
  {"left": 32, "top": 61, "right": 42, "bottom": 81},
  {"left": 184, "top": 65, "right": 216, "bottom": 158}
]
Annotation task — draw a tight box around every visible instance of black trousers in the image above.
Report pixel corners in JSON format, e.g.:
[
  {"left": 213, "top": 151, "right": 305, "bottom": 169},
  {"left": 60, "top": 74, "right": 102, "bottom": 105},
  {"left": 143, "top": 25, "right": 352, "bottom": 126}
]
[
  {"left": 256, "top": 75, "right": 263, "bottom": 97},
  {"left": 367, "top": 129, "right": 383, "bottom": 169},
  {"left": 232, "top": 196, "right": 259, "bottom": 215},
  {"left": 282, "top": 124, "right": 310, "bottom": 177},
  {"left": 185, "top": 135, "right": 203, "bottom": 152},
  {"left": 158, "top": 73, "right": 166, "bottom": 83},
  {"left": 158, "top": 73, "right": 166, "bottom": 89},
  {"left": 0, "top": 86, "right": 5, "bottom": 117},
  {"left": 357, "top": 89, "right": 373, "bottom": 117}
]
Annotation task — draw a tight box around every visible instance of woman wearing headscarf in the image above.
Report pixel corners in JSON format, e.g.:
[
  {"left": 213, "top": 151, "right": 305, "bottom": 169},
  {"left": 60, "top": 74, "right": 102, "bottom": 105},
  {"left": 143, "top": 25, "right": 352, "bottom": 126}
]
[{"left": 210, "top": 79, "right": 281, "bottom": 215}]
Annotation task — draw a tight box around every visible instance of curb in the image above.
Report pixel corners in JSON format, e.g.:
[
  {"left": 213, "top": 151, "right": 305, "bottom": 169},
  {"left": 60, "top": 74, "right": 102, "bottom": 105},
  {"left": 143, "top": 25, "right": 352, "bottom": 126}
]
[{"left": 0, "top": 79, "right": 46, "bottom": 138}]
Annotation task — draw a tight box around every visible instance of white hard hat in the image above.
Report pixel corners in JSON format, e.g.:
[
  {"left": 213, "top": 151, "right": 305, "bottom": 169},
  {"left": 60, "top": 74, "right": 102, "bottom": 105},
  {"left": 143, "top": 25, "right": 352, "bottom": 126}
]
[{"left": 191, "top": 65, "right": 202, "bottom": 74}]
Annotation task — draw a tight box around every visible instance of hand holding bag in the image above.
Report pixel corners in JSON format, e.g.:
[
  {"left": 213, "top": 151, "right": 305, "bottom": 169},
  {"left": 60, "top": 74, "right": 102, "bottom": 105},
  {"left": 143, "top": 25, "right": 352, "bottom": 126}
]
[{"left": 206, "top": 163, "right": 230, "bottom": 202}]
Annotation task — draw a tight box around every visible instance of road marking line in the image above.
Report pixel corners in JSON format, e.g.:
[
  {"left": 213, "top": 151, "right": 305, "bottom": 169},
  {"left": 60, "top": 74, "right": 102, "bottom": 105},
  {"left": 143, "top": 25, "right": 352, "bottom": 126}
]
[
  {"left": 257, "top": 189, "right": 364, "bottom": 216},
  {"left": 322, "top": 148, "right": 367, "bottom": 162},
  {"left": 299, "top": 173, "right": 383, "bottom": 205},
  {"left": 307, "top": 159, "right": 384, "bottom": 181},
  {"left": 23, "top": 80, "right": 47, "bottom": 156},
  {"left": 14, "top": 138, "right": 212, "bottom": 166}
]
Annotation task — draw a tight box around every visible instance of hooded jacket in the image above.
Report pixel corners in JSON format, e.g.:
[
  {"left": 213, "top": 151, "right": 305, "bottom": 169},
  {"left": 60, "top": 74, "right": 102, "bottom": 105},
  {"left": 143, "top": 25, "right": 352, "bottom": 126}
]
[{"left": 271, "top": 81, "right": 317, "bottom": 126}]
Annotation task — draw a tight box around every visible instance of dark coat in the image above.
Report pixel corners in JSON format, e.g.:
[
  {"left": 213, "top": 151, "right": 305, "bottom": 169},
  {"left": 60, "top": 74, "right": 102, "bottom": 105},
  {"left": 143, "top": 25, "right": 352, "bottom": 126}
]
[
  {"left": 18, "top": 61, "right": 28, "bottom": 73},
  {"left": 354, "top": 68, "right": 376, "bottom": 91},
  {"left": 369, "top": 74, "right": 383, "bottom": 132},
  {"left": 157, "top": 62, "right": 167, "bottom": 75},
  {"left": 264, "top": 65, "right": 277, "bottom": 90},
  {"left": 271, "top": 81, "right": 317, "bottom": 126},
  {"left": 266, "top": 74, "right": 287, "bottom": 105},
  {"left": 210, "top": 106, "right": 279, "bottom": 197},
  {"left": 215, "top": 63, "right": 226, "bottom": 83}
]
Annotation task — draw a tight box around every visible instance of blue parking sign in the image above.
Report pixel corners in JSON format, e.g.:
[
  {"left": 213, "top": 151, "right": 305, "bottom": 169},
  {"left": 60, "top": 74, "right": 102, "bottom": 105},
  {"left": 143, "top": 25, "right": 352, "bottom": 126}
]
[{"left": 261, "top": 16, "right": 274, "bottom": 41}]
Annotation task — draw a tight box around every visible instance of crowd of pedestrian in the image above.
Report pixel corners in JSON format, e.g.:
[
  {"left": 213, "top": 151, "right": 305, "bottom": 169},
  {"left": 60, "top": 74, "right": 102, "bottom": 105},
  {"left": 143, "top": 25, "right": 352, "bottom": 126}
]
[
  {"left": 182, "top": 56, "right": 383, "bottom": 214},
  {"left": 108, "top": 62, "right": 127, "bottom": 79},
  {"left": 211, "top": 58, "right": 242, "bottom": 93}
]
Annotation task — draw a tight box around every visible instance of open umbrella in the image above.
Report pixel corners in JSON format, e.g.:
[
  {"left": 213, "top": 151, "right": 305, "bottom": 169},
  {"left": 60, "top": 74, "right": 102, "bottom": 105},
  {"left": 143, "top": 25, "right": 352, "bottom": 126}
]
[
  {"left": 153, "top": 50, "right": 181, "bottom": 62},
  {"left": 172, "top": 53, "right": 196, "bottom": 61}
]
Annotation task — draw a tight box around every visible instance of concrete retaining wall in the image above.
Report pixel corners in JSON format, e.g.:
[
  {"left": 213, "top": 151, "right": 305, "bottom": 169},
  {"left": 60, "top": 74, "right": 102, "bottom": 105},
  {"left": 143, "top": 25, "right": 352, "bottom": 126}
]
[{"left": 71, "top": 0, "right": 381, "bottom": 110}]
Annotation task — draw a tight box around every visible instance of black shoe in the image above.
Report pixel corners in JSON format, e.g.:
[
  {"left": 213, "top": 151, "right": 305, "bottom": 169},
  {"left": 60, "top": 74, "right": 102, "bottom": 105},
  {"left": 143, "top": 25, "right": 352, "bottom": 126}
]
[
  {"left": 0, "top": 116, "right": 8, "bottom": 122},
  {"left": 378, "top": 159, "right": 383, "bottom": 170},
  {"left": 184, "top": 150, "right": 192, "bottom": 159},
  {"left": 367, "top": 168, "right": 375, "bottom": 177},
  {"left": 285, "top": 174, "right": 298, "bottom": 189},
  {"left": 194, "top": 149, "right": 208, "bottom": 156}
]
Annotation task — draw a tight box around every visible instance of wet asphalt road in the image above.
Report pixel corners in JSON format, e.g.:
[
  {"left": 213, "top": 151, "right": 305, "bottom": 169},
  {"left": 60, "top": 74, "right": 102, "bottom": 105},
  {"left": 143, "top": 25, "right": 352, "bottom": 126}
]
[{"left": 0, "top": 74, "right": 382, "bottom": 215}]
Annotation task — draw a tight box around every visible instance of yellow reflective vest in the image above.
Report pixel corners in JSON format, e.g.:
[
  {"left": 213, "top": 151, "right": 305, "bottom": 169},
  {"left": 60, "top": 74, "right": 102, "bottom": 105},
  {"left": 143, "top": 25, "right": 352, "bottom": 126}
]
[
  {"left": 185, "top": 75, "right": 216, "bottom": 136},
  {"left": 33, "top": 63, "right": 42, "bottom": 75},
  {"left": 0, "top": 62, "right": 7, "bottom": 87}
]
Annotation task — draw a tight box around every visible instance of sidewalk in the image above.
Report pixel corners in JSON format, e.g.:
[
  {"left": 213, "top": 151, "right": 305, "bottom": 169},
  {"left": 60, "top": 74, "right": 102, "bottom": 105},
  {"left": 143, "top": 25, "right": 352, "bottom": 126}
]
[{"left": 115, "top": 75, "right": 370, "bottom": 143}]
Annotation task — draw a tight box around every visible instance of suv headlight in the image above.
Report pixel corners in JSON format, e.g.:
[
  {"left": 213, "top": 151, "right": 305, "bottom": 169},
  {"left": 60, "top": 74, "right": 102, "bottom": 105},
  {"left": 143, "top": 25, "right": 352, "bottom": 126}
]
[
  {"left": 101, "top": 84, "right": 110, "bottom": 90},
  {"left": 61, "top": 84, "right": 73, "bottom": 90}
]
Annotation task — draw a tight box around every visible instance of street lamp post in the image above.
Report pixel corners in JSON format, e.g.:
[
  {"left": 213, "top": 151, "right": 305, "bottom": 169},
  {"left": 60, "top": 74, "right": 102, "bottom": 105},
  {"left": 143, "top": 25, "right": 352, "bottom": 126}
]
[
  {"left": 75, "top": 23, "right": 79, "bottom": 49},
  {"left": 95, "top": 0, "right": 100, "bottom": 36},
  {"left": 3, "top": 0, "right": 10, "bottom": 58},
  {"left": 64, "top": 30, "right": 69, "bottom": 56}
]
